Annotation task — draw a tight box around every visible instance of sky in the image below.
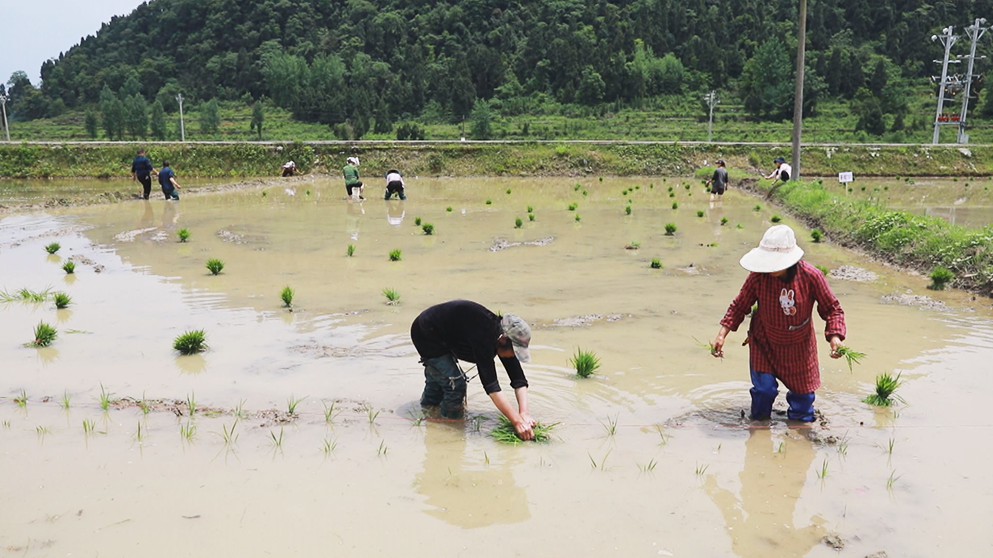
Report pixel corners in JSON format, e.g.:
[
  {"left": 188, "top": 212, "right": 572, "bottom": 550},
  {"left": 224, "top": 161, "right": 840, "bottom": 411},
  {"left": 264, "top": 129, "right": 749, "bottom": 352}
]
[{"left": 3, "top": 0, "right": 144, "bottom": 87}]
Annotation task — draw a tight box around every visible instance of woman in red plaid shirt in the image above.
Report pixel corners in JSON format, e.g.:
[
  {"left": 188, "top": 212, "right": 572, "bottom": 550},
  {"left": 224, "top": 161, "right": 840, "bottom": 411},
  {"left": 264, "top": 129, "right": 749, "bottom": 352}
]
[{"left": 712, "top": 225, "right": 847, "bottom": 422}]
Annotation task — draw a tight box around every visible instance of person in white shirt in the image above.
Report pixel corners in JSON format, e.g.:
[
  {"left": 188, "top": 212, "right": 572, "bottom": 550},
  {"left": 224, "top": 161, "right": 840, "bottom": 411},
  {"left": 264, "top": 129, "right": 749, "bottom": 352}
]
[
  {"left": 765, "top": 156, "right": 791, "bottom": 186},
  {"left": 384, "top": 169, "right": 406, "bottom": 200}
]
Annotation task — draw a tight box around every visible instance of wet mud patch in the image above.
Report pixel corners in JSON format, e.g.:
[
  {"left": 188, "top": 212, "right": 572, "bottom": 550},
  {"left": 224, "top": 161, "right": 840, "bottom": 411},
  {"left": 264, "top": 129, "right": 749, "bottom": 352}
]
[
  {"left": 1, "top": 224, "right": 89, "bottom": 249},
  {"left": 216, "top": 227, "right": 268, "bottom": 246},
  {"left": 547, "top": 313, "right": 625, "bottom": 327},
  {"left": 488, "top": 236, "right": 555, "bottom": 252},
  {"left": 67, "top": 254, "right": 105, "bottom": 273},
  {"left": 881, "top": 292, "right": 949, "bottom": 311},
  {"left": 830, "top": 265, "right": 878, "bottom": 282},
  {"left": 113, "top": 227, "right": 157, "bottom": 243}
]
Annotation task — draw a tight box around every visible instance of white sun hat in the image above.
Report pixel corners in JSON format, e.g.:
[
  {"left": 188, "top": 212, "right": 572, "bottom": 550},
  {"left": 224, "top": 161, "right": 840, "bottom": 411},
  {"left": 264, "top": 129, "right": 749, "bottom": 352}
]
[{"left": 739, "top": 225, "right": 805, "bottom": 273}]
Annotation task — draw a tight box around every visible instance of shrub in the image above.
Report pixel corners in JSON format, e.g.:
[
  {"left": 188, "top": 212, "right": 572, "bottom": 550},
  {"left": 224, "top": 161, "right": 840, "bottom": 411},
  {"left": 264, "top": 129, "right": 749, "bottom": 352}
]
[{"left": 205, "top": 258, "right": 224, "bottom": 275}]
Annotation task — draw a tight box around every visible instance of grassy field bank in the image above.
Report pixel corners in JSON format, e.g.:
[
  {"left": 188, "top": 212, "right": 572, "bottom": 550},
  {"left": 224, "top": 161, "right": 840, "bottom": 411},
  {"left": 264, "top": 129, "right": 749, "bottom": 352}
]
[{"left": 1, "top": 141, "right": 992, "bottom": 180}]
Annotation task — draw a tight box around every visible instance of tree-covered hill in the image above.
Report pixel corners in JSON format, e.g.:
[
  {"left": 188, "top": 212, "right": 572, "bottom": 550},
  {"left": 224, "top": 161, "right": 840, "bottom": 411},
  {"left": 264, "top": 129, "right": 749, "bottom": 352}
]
[{"left": 6, "top": 0, "right": 993, "bottom": 140}]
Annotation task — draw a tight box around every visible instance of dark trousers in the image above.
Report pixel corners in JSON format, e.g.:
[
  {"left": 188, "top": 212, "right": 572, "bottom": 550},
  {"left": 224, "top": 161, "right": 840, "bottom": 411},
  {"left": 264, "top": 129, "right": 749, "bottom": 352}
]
[
  {"left": 420, "top": 354, "right": 466, "bottom": 419},
  {"left": 385, "top": 181, "right": 406, "bottom": 200},
  {"left": 345, "top": 181, "right": 363, "bottom": 196},
  {"left": 162, "top": 186, "right": 179, "bottom": 200},
  {"left": 137, "top": 175, "right": 152, "bottom": 199}
]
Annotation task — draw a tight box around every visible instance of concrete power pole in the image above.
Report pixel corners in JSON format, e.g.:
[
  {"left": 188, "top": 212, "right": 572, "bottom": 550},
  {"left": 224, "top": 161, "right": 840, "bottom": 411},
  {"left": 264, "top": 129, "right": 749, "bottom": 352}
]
[
  {"left": 0, "top": 94, "right": 10, "bottom": 142},
  {"left": 176, "top": 93, "right": 186, "bottom": 142},
  {"left": 957, "top": 18, "right": 988, "bottom": 144},
  {"left": 704, "top": 90, "right": 719, "bottom": 142},
  {"left": 790, "top": 0, "right": 807, "bottom": 181},
  {"left": 932, "top": 27, "right": 960, "bottom": 144}
]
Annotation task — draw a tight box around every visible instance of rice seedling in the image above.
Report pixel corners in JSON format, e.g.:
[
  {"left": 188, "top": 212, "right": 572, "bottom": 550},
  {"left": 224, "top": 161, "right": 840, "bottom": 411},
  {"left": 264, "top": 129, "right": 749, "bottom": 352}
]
[
  {"left": 720, "top": 217, "right": 729, "bottom": 226},
  {"left": 82, "top": 418, "right": 95, "bottom": 434},
  {"left": 863, "top": 372, "right": 903, "bottom": 406},
  {"left": 389, "top": 249, "right": 402, "bottom": 261},
  {"left": 570, "top": 348, "right": 601, "bottom": 378},
  {"left": 180, "top": 422, "right": 197, "bottom": 441},
  {"left": 695, "top": 463, "right": 709, "bottom": 475},
  {"left": 490, "top": 415, "right": 557, "bottom": 444},
  {"left": 408, "top": 410, "right": 426, "bottom": 426},
  {"left": 15, "top": 389, "right": 28, "bottom": 407},
  {"left": 2, "top": 421, "right": 8, "bottom": 429},
  {"left": 837, "top": 440, "right": 848, "bottom": 456},
  {"left": 53, "top": 292, "right": 71, "bottom": 309},
  {"left": 98, "top": 384, "right": 112, "bottom": 411},
  {"left": 650, "top": 258, "right": 662, "bottom": 269},
  {"left": 669, "top": 192, "right": 675, "bottom": 198},
  {"left": 269, "top": 427, "right": 284, "bottom": 448},
  {"left": 346, "top": 244, "right": 355, "bottom": 256},
  {"left": 323, "top": 400, "right": 340, "bottom": 423},
  {"left": 771, "top": 215, "right": 782, "bottom": 223},
  {"left": 753, "top": 204, "right": 761, "bottom": 211},
  {"left": 886, "top": 470, "right": 902, "bottom": 489},
  {"left": 515, "top": 217, "right": 523, "bottom": 228},
  {"left": 696, "top": 210, "right": 705, "bottom": 217},
  {"left": 138, "top": 393, "right": 151, "bottom": 415},
  {"left": 383, "top": 287, "right": 401, "bottom": 305},
  {"left": 656, "top": 424, "right": 669, "bottom": 446},
  {"left": 816, "top": 265, "right": 829, "bottom": 275},
  {"left": 835, "top": 346, "right": 866, "bottom": 373},
  {"left": 506, "top": 188, "right": 512, "bottom": 194},
  {"left": 885, "top": 437, "right": 896, "bottom": 455},
  {"left": 60, "top": 390, "right": 72, "bottom": 410},
  {"left": 306, "top": 189, "right": 311, "bottom": 195},
  {"left": 574, "top": 183, "right": 582, "bottom": 191},
  {"left": 736, "top": 223, "right": 744, "bottom": 229},
  {"left": 62, "top": 260, "right": 75, "bottom": 274},
  {"left": 446, "top": 206, "right": 453, "bottom": 212},
  {"left": 262, "top": 191, "right": 268, "bottom": 197},
  {"left": 422, "top": 223, "right": 435, "bottom": 235},
  {"left": 527, "top": 205, "right": 534, "bottom": 213},
  {"left": 811, "top": 229, "right": 823, "bottom": 243},
  {"left": 322, "top": 438, "right": 338, "bottom": 456},
  {"left": 777, "top": 442, "right": 786, "bottom": 453},
  {"left": 205, "top": 258, "right": 225, "bottom": 275},
  {"left": 45, "top": 242, "right": 61, "bottom": 254},
  {"left": 567, "top": 202, "right": 577, "bottom": 211},
  {"left": 135, "top": 422, "right": 145, "bottom": 443},
  {"left": 484, "top": 451, "right": 490, "bottom": 464},
  {"left": 671, "top": 202, "right": 679, "bottom": 210},
  {"left": 694, "top": 337, "right": 722, "bottom": 360},
  {"left": 377, "top": 440, "right": 389, "bottom": 456},
  {"left": 177, "top": 228, "right": 190, "bottom": 242},
  {"left": 277, "top": 286, "right": 295, "bottom": 308},
  {"left": 638, "top": 458, "right": 658, "bottom": 473},
  {"left": 635, "top": 185, "right": 640, "bottom": 190},
  {"left": 928, "top": 267, "right": 954, "bottom": 290},
  {"left": 621, "top": 189, "right": 628, "bottom": 196},
  {"left": 186, "top": 391, "right": 197, "bottom": 416},
  {"left": 32, "top": 322, "right": 58, "bottom": 347},
  {"left": 287, "top": 395, "right": 307, "bottom": 415},
  {"left": 664, "top": 223, "right": 677, "bottom": 235},
  {"left": 219, "top": 422, "right": 239, "bottom": 445},
  {"left": 574, "top": 213, "right": 581, "bottom": 222},
  {"left": 628, "top": 240, "right": 640, "bottom": 249},
  {"left": 600, "top": 414, "right": 619, "bottom": 436},
  {"left": 367, "top": 406, "right": 381, "bottom": 424},
  {"left": 36, "top": 426, "right": 51, "bottom": 438},
  {"left": 528, "top": 214, "right": 535, "bottom": 222},
  {"left": 414, "top": 217, "right": 422, "bottom": 226},
  {"left": 599, "top": 176, "right": 604, "bottom": 181},
  {"left": 816, "top": 458, "right": 829, "bottom": 479},
  {"left": 173, "top": 329, "right": 208, "bottom": 354},
  {"left": 486, "top": 199, "right": 493, "bottom": 205}
]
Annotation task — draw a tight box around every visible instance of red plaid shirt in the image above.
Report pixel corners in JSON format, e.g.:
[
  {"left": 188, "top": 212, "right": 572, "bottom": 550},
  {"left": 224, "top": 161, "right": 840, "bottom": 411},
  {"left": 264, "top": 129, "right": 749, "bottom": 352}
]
[{"left": 720, "top": 260, "right": 846, "bottom": 393}]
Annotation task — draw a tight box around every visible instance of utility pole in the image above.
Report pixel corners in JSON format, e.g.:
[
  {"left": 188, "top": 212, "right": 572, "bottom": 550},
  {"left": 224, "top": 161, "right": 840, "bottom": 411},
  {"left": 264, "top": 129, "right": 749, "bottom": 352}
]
[
  {"left": 176, "top": 93, "right": 186, "bottom": 142},
  {"left": 790, "top": 0, "right": 807, "bottom": 181},
  {"left": 932, "top": 26, "right": 960, "bottom": 144},
  {"left": 958, "top": 18, "right": 988, "bottom": 144},
  {"left": 704, "top": 90, "right": 719, "bottom": 142},
  {"left": 0, "top": 94, "right": 10, "bottom": 142}
]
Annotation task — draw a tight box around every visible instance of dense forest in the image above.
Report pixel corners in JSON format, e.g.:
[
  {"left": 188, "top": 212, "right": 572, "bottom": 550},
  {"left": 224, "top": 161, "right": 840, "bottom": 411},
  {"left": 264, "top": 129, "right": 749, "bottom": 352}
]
[{"left": 4, "top": 0, "right": 993, "bottom": 139}]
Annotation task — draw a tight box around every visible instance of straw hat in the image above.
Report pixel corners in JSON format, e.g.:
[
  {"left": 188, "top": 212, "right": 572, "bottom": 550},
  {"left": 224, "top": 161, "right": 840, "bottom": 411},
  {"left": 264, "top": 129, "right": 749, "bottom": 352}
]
[{"left": 739, "top": 225, "right": 804, "bottom": 273}]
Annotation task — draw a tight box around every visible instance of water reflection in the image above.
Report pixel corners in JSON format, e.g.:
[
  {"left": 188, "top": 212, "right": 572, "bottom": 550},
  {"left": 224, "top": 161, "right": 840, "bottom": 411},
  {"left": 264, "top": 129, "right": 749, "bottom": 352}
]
[
  {"left": 386, "top": 200, "right": 405, "bottom": 227},
  {"left": 174, "top": 353, "right": 207, "bottom": 374},
  {"left": 35, "top": 346, "right": 60, "bottom": 365},
  {"left": 138, "top": 200, "right": 155, "bottom": 228},
  {"left": 705, "top": 429, "right": 825, "bottom": 558},
  {"left": 416, "top": 423, "right": 529, "bottom": 528}
]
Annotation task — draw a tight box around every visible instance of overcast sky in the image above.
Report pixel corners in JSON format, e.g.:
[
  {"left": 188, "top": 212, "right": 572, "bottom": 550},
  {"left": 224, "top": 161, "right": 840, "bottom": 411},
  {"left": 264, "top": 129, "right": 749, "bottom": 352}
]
[{"left": 3, "top": 0, "right": 144, "bottom": 87}]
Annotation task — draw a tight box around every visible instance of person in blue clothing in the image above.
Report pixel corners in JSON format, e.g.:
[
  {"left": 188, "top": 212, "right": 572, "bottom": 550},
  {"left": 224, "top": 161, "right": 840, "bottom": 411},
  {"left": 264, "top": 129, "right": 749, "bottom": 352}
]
[
  {"left": 157, "top": 161, "right": 182, "bottom": 200},
  {"left": 131, "top": 148, "right": 157, "bottom": 200}
]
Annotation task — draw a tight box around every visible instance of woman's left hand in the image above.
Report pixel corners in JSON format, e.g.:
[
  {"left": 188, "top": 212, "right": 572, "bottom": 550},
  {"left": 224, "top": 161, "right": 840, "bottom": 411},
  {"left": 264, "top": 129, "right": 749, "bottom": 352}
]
[{"left": 828, "top": 335, "right": 843, "bottom": 358}]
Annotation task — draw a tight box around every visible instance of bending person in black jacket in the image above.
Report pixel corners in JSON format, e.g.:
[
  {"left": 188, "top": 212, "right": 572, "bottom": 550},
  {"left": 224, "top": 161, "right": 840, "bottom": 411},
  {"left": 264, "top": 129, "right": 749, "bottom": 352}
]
[{"left": 411, "top": 300, "right": 536, "bottom": 440}]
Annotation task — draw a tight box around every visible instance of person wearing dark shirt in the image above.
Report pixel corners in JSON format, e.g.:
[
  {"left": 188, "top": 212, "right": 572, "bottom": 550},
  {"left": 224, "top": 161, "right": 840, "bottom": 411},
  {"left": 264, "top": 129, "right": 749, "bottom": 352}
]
[
  {"left": 706, "top": 159, "right": 729, "bottom": 201},
  {"left": 131, "top": 149, "right": 156, "bottom": 200},
  {"left": 410, "top": 300, "right": 536, "bottom": 439},
  {"left": 157, "top": 161, "right": 182, "bottom": 200}
]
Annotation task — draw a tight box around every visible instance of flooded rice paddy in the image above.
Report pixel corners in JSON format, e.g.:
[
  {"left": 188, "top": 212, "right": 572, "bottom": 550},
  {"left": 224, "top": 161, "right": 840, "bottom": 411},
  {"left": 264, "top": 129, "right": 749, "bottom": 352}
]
[{"left": 2, "top": 175, "right": 992, "bottom": 557}]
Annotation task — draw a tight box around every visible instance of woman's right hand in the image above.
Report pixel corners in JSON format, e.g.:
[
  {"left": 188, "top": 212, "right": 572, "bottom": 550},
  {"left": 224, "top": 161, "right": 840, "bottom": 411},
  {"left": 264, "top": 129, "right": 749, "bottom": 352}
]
[{"left": 712, "top": 335, "right": 725, "bottom": 358}]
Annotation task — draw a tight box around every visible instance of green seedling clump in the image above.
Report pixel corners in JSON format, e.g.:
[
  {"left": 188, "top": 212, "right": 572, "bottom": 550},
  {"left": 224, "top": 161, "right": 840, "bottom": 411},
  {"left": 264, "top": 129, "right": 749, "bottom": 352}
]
[
  {"left": 574, "top": 213, "right": 581, "bottom": 222},
  {"left": 62, "top": 260, "right": 76, "bottom": 274},
  {"left": 696, "top": 210, "right": 705, "bottom": 217},
  {"left": 771, "top": 215, "right": 782, "bottom": 223},
  {"left": 816, "top": 265, "right": 829, "bottom": 276},
  {"left": 45, "top": 242, "right": 61, "bottom": 254},
  {"left": 650, "top": 258, "right": 662, "bottom": 269},
  {"left": 671, "top": 202, "right": 679, "bottom": 210},
  {"left": 422, "top": 223, "right": 435, "bottom": 235},
  {"left": 836, "top": 346, "right": 866, "bottom": 373},
  {"left": 811, "top": 229, "right": 823, "bottom": 243},
  {"left": 486, "top": 200, "right": 493, "bottom": 205},
  {"left": 389, "top": 249, "right": 402, "bottom": 261},
  {"left": 177, "top": 228, "right": 190, "bottom": 242},
  {"left": 625, "top": 205, "right": 632, "bottom": 215},
  {"left": 490, "top": 415, "right": 557, "bottom": 444},
  {"left": 280, "top": 286, "right": 294, "bottom": 307},
  {"left": 506, "top": 188, "right": 512, "bottom": 194},
  {"left": 383, "top": 287, "right": 401, "bottom": 305},
  {"left": 515, "top": 217, "right": 523, "bottom": 229},
  {"left": 928, "top": 267, "right": 954, "bottom": 290},
  {"left": 753, "top": 204, "right": 761, "bottom": 211},
  {"left": 570, "top": 348, "right": 602, "bottom": 378},
  {"left": 174, "top": 329, "right": 208, "bottom": 355},
  {"left": 446, "top": 206, "right": 453, "bottom": 212},
  {"left": 32, "top": 322, "right": 58, "bottom": 347},
  {"left": 53, "top": 292, "right": 72, "bottom": 309},
  {"left": 346, "top": 244, "right": 355, "bottom": 257},
  {"left": 863, "top": 372, "right": 903, "bottom": 406},
  {"left": 205, "top": 258, "right": 225, "bottom": 275},
  {"left": 528, "top": 214, "right": 536, "bottom": 222},
  {"left": 720, "top": 217, "right": 728, "bottom": 226},
  {"left": 568, "top": 203, "right": 578, "bottom": 211},
  {"left": 414, "top": 217, "right": 422, "bottom": 226},
  {"left": 527, "top": 205, "right": 534, "bottom": 213},
  {"left": 664, "top": 223, "right": 677, "bottom": 235}
]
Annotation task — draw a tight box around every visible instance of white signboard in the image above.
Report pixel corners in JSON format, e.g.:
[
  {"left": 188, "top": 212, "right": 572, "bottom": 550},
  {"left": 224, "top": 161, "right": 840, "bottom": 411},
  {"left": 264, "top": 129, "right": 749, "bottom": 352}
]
[{"left": 838, "top": 172, "right": 854, "bottom": 183}]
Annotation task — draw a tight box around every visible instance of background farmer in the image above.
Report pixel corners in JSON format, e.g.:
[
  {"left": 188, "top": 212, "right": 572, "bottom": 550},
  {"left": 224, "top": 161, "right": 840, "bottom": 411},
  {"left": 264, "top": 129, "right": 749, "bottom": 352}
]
[
  {"left": 157, "top": 160, "right": 182, "bottom": 200},
  {"left": 343, "top": 156, "right": 364, "bottom": 200},
  {"left": 384, "top": 168, "right": 406, "bottom": 200},
  {"left": 706, "top": 159, "right": 729, "bottom": 202},
  {"left": 711, "top": 225, "right": 846, "bottom": 422},
  {"left": 410, "top": 299, "right": 536, "bottom": 440},
  {"left": 765, "top": 156, "right": 792, "bottom": 186},
  {"left": 131, "top": 148, "right": 156, "bottom": 200}
]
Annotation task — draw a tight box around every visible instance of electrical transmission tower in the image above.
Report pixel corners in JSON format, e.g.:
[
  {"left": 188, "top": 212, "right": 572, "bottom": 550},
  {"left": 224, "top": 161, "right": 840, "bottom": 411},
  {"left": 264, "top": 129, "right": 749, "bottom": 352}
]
[
  {"left": 932, "top": 20, "right": 990, "bottom": 144},
  {"left": 704, "top": 90, "right": 719, "bottom": 142},
  {"left": 957, "top": 18, "right": 988, "bottom": 143},
  {"left": 932, "top": 26, "right": 960, "bottom": 144}
]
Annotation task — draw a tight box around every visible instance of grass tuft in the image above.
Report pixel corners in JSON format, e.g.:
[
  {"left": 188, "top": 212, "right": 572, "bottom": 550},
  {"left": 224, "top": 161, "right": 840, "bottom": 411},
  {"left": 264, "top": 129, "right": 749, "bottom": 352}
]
[
  {"left": 383, "top": 287, "right": 401, "bottom": 305},
  {"left": 32, "top": 321, "right": 58, "bottom": 347},
  {"left": 863, "top": 372, "right": 903, "bottom": 406},
  {"left": 280, "top": 286, "right": 294, "bottom": 307},
  {"left": 45, "top": 242, "right": 61, "bottom": 254},
  {"left": 811, "top": 229, "right": 823, "bottom": 243},
  {"left": 570, "top": 348, "right": 601, "bottom": 378},
  {"left": 205, "top": 258, "right": 225, "bottom": 275},
  {"left": 490, "top": 415, "right": 557, "bottom": 444},
  {"left": 173, "top": 329, "right": 208, "bottom": 354},
  {"left": 928, "top": 267, "right": 954, "bottom": 290}
]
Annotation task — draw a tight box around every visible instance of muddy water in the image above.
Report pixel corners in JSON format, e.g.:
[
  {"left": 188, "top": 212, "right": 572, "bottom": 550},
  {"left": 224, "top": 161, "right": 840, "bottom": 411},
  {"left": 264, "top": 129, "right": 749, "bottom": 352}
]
[{"left": 2, "top": 176, "right": 992, "bottom": 557}]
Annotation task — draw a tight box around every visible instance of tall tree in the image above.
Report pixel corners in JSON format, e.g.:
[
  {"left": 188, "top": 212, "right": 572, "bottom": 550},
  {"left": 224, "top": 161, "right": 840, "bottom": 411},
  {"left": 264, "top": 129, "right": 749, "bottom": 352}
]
[
  {"left": 250, "top": 101, "right": 264, "bottom": 140},
  {"left": 150, "top": 100, "right": 167, "bottom": 139},
  {"left": 84, "top": 109, "right": 99, "bottom": 139},
  {"left": 200, "top": 99, "right": 220, "bottom": 134},
  {"left": 124, "top": 94, "right": 149, "bottom": 138}
]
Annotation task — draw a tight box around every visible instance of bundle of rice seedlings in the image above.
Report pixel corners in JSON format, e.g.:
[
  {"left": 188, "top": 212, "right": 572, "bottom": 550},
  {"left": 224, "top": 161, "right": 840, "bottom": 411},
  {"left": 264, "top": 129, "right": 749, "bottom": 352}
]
[
  {"left": 205, "top": 258, "right": 225, "bottom": 275},
  {"left": 45, "top": 242, "right": 61, "bottom": 254},
  {"left": 174, "top": 329, "right": 208, "bottom": 355},
  {"left": 280, "top": 286, "right": 294, "bottom": 307},
  {"left": 62, "top": 260, "right": 76, "bottom": 274},
  {"left": 836, "top": 346, "right": 866, "bottom": 373},
  {"left": 570, "top": 348, "right": 601, "bottom": 378},
  {"left": 863, "top": 372, "right": 903, "bottom": 406},
  {"left": 32, "top": 322, "right": 58, "bottom": 347},
  {"left": 490, "top": 415, "right": 557, "bottom": 444}
]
